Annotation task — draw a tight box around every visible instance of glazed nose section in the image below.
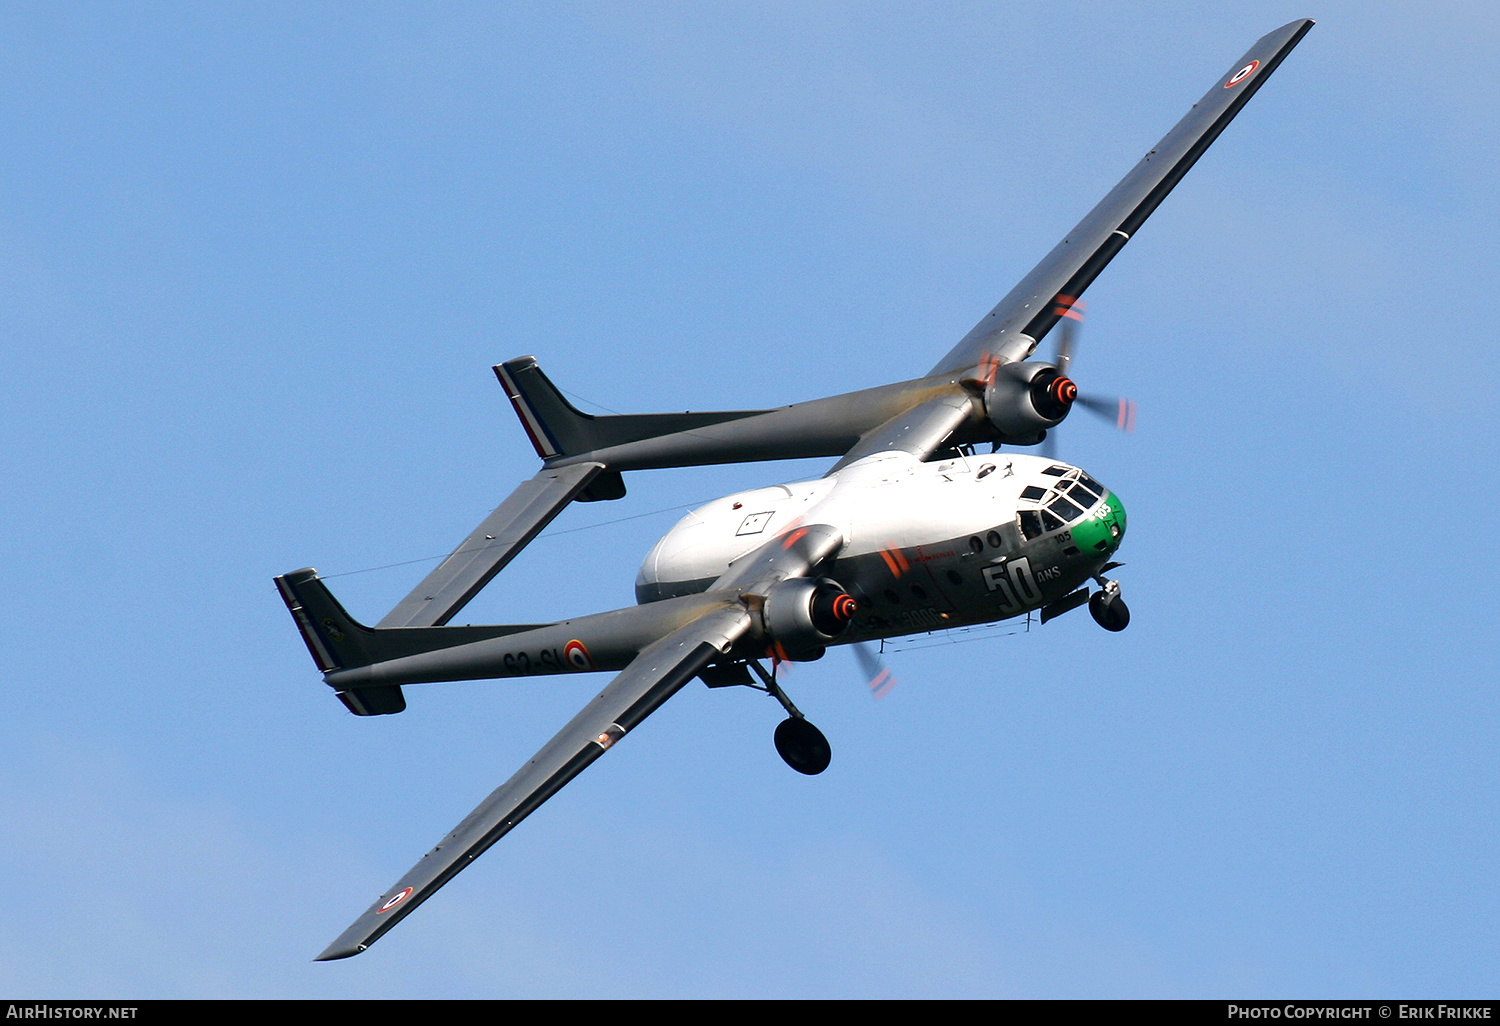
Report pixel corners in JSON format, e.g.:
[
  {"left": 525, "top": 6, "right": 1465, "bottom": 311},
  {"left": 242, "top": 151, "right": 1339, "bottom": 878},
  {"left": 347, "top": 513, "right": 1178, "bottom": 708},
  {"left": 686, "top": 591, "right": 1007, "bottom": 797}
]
[{"left": 1070, "top": 490, "right": 1127, "bottom": 556}]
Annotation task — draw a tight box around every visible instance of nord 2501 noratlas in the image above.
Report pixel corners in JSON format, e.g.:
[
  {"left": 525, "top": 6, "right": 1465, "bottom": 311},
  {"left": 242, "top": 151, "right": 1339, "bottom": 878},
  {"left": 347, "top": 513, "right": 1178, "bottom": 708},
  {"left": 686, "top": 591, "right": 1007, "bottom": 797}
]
[{"left": 276, "top": 20, "right": 1313, "bottom": 960}]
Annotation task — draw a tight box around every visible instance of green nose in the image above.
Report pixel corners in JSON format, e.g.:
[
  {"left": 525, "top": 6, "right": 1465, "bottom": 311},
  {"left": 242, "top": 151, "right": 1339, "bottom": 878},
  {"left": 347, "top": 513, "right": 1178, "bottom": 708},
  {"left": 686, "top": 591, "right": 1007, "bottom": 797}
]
[{"left": 1069, "top": 491, "right": 1127, "bottom": 555}]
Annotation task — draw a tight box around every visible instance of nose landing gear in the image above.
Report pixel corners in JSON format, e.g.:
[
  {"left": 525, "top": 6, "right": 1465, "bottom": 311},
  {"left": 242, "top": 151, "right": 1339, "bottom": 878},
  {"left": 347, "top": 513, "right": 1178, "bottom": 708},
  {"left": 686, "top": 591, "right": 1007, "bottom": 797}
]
[
  {"left": 748, "top": 659, "right": 832, "bottom": 775},
  {"left": 1090, "top": 576, "right": 1130, "bottom": 632}
]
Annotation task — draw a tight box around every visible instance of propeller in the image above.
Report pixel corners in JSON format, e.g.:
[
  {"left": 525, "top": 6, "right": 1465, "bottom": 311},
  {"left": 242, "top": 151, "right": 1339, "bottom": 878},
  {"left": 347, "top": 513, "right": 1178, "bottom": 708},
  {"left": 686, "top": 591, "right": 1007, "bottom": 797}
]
[
  {"left": 1074, "top": 393, "right": 1137, "bottom": 433},
  {"left": 769, "top": 638, "right": 895, "bottom": 700},
  {"left": 1041, "top": 300, "right": 1136, "bottom": 459},
  {"left": 853, "top": 641, "right": 897, "bottom": 700}
]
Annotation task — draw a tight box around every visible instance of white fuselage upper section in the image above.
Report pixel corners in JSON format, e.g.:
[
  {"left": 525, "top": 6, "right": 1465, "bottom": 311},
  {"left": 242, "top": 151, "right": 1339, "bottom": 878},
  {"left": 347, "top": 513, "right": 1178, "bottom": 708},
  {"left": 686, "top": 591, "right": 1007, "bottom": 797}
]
[{"left": 636, "top": 450, "right": 1120, "bottom": 620}]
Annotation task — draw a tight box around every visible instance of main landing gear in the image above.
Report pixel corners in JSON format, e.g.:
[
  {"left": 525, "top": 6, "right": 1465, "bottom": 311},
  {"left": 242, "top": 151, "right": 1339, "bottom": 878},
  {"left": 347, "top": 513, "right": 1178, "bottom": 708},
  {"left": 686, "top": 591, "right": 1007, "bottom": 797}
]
[
  {"left": 747, "top": 659, "right": 831, "bottom": 775},
  {"left": 1089, "top": 575, "right": 1130, "bottom": 632}
]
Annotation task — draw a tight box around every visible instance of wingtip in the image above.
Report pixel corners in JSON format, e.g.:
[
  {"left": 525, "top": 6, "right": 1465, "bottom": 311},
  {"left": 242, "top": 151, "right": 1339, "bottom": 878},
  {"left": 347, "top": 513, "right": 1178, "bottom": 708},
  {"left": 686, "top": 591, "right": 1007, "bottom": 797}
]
[{"left": 314, "top": 941, "right": 366, "bottom": 962}]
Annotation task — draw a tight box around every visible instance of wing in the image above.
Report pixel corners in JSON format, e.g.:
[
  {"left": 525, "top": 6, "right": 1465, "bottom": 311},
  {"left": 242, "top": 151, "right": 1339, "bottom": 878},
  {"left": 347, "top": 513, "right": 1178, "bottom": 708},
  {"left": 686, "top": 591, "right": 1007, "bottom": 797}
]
[
  {"left": 825, "top": 391, "right": 975, "bottom": 474},
  {"left": 315, "top": 523, "right": 846, "bottom": 960},
  {"left": 930, "top": 18, "right": 1314, "bottom": 375},
  {"left": 316, "top": 602, "right": 751, "bottom": 960}
]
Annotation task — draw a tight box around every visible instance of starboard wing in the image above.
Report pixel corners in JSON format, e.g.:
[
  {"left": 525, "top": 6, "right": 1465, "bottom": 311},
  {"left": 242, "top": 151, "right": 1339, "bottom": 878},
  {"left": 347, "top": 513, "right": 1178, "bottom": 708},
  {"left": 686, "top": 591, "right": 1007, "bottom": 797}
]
[
  {"left": 316, "top": 523, "right": 847, "bottom": 960},
  {"left": 316, "top": 602, "right": 751, "bottom": 960}
]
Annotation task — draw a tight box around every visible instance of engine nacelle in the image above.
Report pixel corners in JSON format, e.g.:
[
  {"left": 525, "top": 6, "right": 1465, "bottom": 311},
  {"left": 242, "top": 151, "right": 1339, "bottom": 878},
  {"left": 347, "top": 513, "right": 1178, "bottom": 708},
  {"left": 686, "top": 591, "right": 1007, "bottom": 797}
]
[
  {"left": 758, "top": 577, "right": 857, "bottom": 661},
  {"left": 983, "top": 360, "right": 1077, "bottom": 444}
]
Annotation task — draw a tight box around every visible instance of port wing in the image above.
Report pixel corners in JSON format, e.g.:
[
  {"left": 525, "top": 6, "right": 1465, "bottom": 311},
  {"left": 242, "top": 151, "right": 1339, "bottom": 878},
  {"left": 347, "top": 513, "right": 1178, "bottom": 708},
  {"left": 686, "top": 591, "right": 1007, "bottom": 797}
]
[{"left": 930, "top": 18, "right": 1314, "bottom": 374}]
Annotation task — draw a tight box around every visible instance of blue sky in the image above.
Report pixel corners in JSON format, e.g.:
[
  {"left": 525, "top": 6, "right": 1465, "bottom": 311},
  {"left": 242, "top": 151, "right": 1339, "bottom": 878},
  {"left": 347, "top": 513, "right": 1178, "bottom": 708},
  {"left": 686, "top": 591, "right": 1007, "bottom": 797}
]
[{"left": 3, "top": 1, "right": 1496, "bottom": 998}]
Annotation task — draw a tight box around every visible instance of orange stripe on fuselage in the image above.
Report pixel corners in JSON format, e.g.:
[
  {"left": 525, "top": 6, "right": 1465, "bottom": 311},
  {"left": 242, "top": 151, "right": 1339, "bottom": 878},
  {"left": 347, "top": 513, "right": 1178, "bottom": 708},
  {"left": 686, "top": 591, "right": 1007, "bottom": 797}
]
[{"left": 878, "top": 545, "right": 910, "bottom": 578}]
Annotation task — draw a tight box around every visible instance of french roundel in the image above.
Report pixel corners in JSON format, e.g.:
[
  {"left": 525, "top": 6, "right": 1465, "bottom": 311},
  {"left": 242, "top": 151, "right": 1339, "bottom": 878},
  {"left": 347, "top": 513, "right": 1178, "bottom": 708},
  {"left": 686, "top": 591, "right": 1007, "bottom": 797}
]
[
  {"left": 1225, "top": 60, "right": 1259, "bottom": 88},
  {"left": 563, "top": 639, "right": 593, "bottom": 671},
  {"left": 377, "top": 887, "right": 413, "bottom": 914}
]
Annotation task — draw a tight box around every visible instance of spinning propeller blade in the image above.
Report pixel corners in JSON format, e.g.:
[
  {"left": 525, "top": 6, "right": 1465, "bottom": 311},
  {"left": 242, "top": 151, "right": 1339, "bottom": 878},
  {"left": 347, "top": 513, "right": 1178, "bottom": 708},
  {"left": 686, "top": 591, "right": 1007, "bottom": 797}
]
[
  {"left": 853, "top": 641, "right": 897, "bottom": 700},
  {"left": 1041, "top": 302, "right": 1136, "bottom": 459},
  {"left": 1053, "top": 301, "right": 1081, "bottom": 378},
  {"left": 1075, "top": 394, "right": 1137, "bottom": 433}
]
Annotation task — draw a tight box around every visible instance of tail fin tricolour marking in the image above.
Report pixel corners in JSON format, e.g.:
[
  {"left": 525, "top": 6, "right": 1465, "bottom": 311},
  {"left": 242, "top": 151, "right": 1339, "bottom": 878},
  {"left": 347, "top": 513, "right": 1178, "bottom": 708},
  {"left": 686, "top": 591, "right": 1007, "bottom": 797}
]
[
  {"left": 494, "top": 356, "right": 623, "bottom": 462},
  {"left": 494, "top": 357, "right": 567, "bottom": 460}
]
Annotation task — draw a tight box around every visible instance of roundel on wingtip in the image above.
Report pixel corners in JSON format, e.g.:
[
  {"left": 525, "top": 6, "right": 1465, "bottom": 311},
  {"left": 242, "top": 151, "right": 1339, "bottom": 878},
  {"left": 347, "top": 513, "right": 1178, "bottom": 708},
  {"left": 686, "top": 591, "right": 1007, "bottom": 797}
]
[
  {"left": 377, "top": 887, "right": 413, "bottom": 914},
  {"left": 1225, "top": 60, "right": 1259, "bottom": 87}
]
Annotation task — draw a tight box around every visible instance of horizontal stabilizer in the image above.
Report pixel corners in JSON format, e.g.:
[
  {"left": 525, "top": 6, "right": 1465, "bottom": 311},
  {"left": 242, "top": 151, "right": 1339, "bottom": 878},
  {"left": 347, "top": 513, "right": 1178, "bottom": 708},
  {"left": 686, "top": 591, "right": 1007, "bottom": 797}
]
[{"left": 377, "top": 462, "right": 604, "bottom": 629}]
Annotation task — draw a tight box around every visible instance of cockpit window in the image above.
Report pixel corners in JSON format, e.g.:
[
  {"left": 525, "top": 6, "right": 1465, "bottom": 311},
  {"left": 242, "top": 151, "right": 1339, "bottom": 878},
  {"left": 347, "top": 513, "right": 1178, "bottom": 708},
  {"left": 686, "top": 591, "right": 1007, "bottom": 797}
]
[
  {"left": 1040, "top": 508, "right": 1066, "bottom": 532},
  {"left": 1019, "top": 510, "right": 1043, "bottom": 540},
  {"left": 1049, "top": 495, "right": 1084, "bottom": 522},
  {"left": 1020, "top": 485, "right": 1047, "bottom": 501},
  {"left": 1078, "top": 473, "right": 1104, "bottom": 494},
  {"left": 1042, "top": 465, "right": 1069, "bottom": 477},
  {"left": 1070, "top": 481, "right": 1099, "bottom": 505}
]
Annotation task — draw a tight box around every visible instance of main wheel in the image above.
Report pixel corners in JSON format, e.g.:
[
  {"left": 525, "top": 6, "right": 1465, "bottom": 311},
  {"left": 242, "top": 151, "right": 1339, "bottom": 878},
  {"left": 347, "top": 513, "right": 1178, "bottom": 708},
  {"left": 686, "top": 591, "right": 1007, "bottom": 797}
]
[
  {"left": 774, "top": 717, "right": 831, "bottom": 775},
  {"left": 1089, "top": 590, "right": 1130, "bottom": 632}
]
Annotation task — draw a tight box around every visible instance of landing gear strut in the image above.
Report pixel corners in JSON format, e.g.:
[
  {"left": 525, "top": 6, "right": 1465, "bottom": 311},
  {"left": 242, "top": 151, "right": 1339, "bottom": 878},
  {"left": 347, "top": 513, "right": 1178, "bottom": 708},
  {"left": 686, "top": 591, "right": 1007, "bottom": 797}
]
[
  {"left": 1089, "top": 577, "right": 1130, "bottom": 632},
  {"left": 748, "top": 659, "right": 831, "bottom": 775}
]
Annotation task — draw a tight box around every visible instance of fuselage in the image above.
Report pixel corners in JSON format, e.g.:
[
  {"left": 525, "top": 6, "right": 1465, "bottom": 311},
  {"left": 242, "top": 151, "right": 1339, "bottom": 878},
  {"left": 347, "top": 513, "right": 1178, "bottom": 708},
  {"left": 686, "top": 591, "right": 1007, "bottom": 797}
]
[{"left": 636, "top": 451, "right": 1126, "bottom": 644}]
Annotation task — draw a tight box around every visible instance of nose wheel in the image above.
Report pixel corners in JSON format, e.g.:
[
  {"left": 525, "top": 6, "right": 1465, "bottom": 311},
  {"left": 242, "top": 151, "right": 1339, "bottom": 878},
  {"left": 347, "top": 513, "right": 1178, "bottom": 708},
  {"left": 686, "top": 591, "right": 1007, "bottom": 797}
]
[
  {"left": 748, "top": 659, "right": 832, "bottom": 775},
  {"left": 1089, "top": 577, "right": 1130, "bottom": 632}
]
